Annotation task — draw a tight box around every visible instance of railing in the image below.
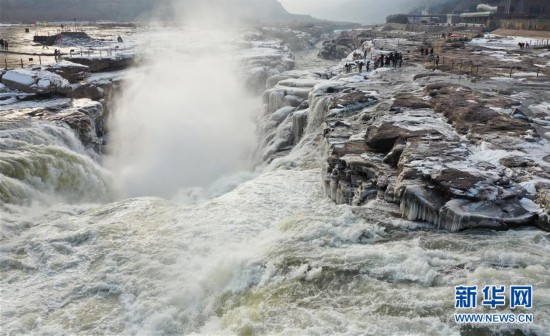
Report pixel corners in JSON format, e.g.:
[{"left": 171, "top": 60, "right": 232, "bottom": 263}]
[
  {"left": 3, "top": 57, "right": 45, "bottom": 70},
  {"left": 65, "top": 45, "right": 136, "bottom": 58},
  {"left": 2, "top": 45, "right": 136, "bottom": 70},
  {"left": 529, "top": 39, "right": 550, "bottom": 49},
  {"left": 33, "top": 27, "right": 87, "bottom": 36},
  {"left": 426, "top": 56, "right": 547, "bottom": 78}
]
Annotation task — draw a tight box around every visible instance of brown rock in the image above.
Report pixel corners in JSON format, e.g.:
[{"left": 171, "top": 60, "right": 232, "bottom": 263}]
[
  {"left": 330, "top": 91, "right": 376, "bottom": 109},
  {"left": 365, "top": 123, "right": 443, "bottom": 153},
  {"left": 431, "top": 168, "right": 482, "bottom": 191},
  {"left": 500, "top": 156, "right": 534, "bottom": 168},
  {"left": 392, "top": 93, "right": 433, "bottom": 109}
]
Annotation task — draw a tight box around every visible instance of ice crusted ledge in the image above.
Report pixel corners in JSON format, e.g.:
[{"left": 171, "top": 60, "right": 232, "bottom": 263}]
[
  {"left": 438, "top": 199, "right": 536, "bottom": 231},
  {"left": 399, "top": 185, "right": 442, "bottom": 225},
  {"left": 250, "top": 30, "right": 550, "bottom": 232},
  {"left": 257, "top": 71, "right": 329, "bottom": 161},
  {"left": 1, "top": 69, "right": 71, "bottom": 95},
  {"left": 298, "top": 62, "right": 550, "bottom": 232},
  {"left": 400, "top": 186, "right": 536, "bottom": 232}
]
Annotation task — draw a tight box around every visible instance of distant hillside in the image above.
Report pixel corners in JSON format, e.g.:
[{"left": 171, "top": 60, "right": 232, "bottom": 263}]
[
  {"left": 0, "top": 0, "right": 161, "bottom": 22},
  {"left": 0, "top": 0, "right": 317, "bottom": 24},
  {"left": 279, "top": 0, "right": 455, "bottom": 25},
  {"left": 419, "top": 0, "right": 502, "bottom": 14},
  {"left": 280, "top": 0, "right": 503, "bottom": 24}
]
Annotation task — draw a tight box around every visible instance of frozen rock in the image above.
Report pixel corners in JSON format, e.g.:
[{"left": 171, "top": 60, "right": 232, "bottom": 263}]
[
  {"left": 1, "top": 69, "right": 71, "bottom": 95},
  {"left": 71, "top": 83, "right": 105, "bottom": 100},
  {"left": 383, "top": 144, "right": 405, "bottom": 167},
  {"left": 0, "top": 83, "right": 9, "bottom": 93},
  {"left": 68, "top": 55, "right": 134, "bottom": 72},
  {"left": 314, "top": 72, "right": 546, "bottom": 231},
  {"left": 291, "top": 109, "right": 308, "bottom": 144},
  {"left": 45, "top": 61, "right": 90, "bottom": 83},
  {"left": 536, "top": 183, "right": 550, "bottom": 212},
  {"left": 392, "top": 93, "right": 433, "bottom": 109},
  {"left": 44, "top": 100, "right": 105, "bottom": 151},
  {"left": 3, "top": 98, "right": 104, "bottom": 151},
  {"left": 500, "top": 156, "right": 533, "bottom": 168},
  {"left": 318, "top": 30, "right": 373, "bottom": 60},
  {"left": 428, "top": 83, "right": 533, "bottom": 139},
  {"left": 257, "top": 71, "right": 322, "bottom": 160},
  {"left": 328, "top": 91, "right": 378, "bottom": 116},
  {"left": 365, "top": 123, "right": 443, "bottom": 153},
  {"left": 535, "top": 183, "right": 550, "bottom": 230},
  {"left": 438, "top": 199, "right": 536, "bottom": 232}
]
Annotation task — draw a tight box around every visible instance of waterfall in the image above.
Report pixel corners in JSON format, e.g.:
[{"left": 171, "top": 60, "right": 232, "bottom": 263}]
[
  {"left": 0, "top": 119, "right": 113, "bottom": 205},
  {"left": 305, "top": 90, "right": 331, "bottom": 133}
]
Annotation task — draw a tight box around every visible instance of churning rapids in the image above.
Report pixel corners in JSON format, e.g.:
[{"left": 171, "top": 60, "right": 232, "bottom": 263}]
[{"left": 1, "top": 28, "right": 550, "bottom": 336}]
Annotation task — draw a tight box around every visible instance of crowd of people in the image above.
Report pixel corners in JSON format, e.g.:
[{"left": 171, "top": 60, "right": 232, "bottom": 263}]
[
  {"left": 343, "top": 40, "right": 407, "bottom": 74},
  {"left": 0, "top": 38, "right": 9, "bottom": 50}
]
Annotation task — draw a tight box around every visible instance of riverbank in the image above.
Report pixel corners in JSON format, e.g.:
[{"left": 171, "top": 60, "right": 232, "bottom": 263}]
[
  {"left": 259, "top": 28, "right": 550, "bottom": 232},
  {"left": 492, "top": 29, "right": 550, "bottom": 39}
]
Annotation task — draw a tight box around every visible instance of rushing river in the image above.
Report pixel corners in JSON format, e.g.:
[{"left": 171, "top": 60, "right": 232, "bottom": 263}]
[{"left": 1, "top": 27, "right": 549, "bottom": 336}]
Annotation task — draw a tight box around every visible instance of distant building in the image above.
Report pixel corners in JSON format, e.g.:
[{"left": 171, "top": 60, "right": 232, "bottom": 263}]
[
  {"left": 459, "top": 11, "right": 494, "bottom": 25},
  {"left": 447, "top": 14, "right": 461, "bottom": 25},
  {"left": 393, "top": 0, "right": 549, "bottom": 30}
]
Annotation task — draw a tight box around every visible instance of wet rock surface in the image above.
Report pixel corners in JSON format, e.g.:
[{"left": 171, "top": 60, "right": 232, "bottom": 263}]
[
  {"left": 1, "top": 68, "right": 71, "bottom": 95},
  {"left": 45, "top": 61, "right": 90, "bottom": 83},
  {"left": 0, "top": 54, "right": 128, "bottom": 155},
  {"left": 67, "top": 55, "right": 134, "bottom": 72},
  {"left": 319, "top": 30, "right": 374, "bottom": 60},
  {"left": 261, "top": 29, "right": 550, "bottom": 231}
]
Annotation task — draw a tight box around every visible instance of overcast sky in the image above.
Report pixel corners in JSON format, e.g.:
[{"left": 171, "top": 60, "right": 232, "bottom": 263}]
[{"left": 278, "top": 0, "right": 419, "bottom": 24}]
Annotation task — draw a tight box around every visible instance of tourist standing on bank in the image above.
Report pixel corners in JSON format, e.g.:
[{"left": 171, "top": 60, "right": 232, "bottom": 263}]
[{"left": 357, "top": 60, "right": 364, "bottom": 73}]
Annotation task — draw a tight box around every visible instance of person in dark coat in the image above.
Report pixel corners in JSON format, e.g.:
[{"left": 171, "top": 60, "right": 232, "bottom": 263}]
[
  {"left": 435, "top": 55, "right": 440, "bottom": 67},
  {"left": 420, "top": 47, "right": 424, "bottom": 55},
  {"left": 430, "top": 48, "right": 434, "bottom": 55},
  {"left": 357, "top": 60, "right": 364, "bottom": 73},
  {"left": 380, "top": 54, "right": 385, "bottom": 67},
  {"left": 366, "top": 60, "right": 370, "bottom": 72}
]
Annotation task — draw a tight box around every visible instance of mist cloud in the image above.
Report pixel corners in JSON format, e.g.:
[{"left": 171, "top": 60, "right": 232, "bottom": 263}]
[{"left": 106, "top": 2, "right": 259, "bottom": 198}]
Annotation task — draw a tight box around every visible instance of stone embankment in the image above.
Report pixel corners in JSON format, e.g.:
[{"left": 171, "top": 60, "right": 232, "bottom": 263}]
[
  {"left": 0, "top": 57, "right": 129, "bottom": 153},
  {"left": 260, "top": 30, "right": 550, "bottom": 232}
]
